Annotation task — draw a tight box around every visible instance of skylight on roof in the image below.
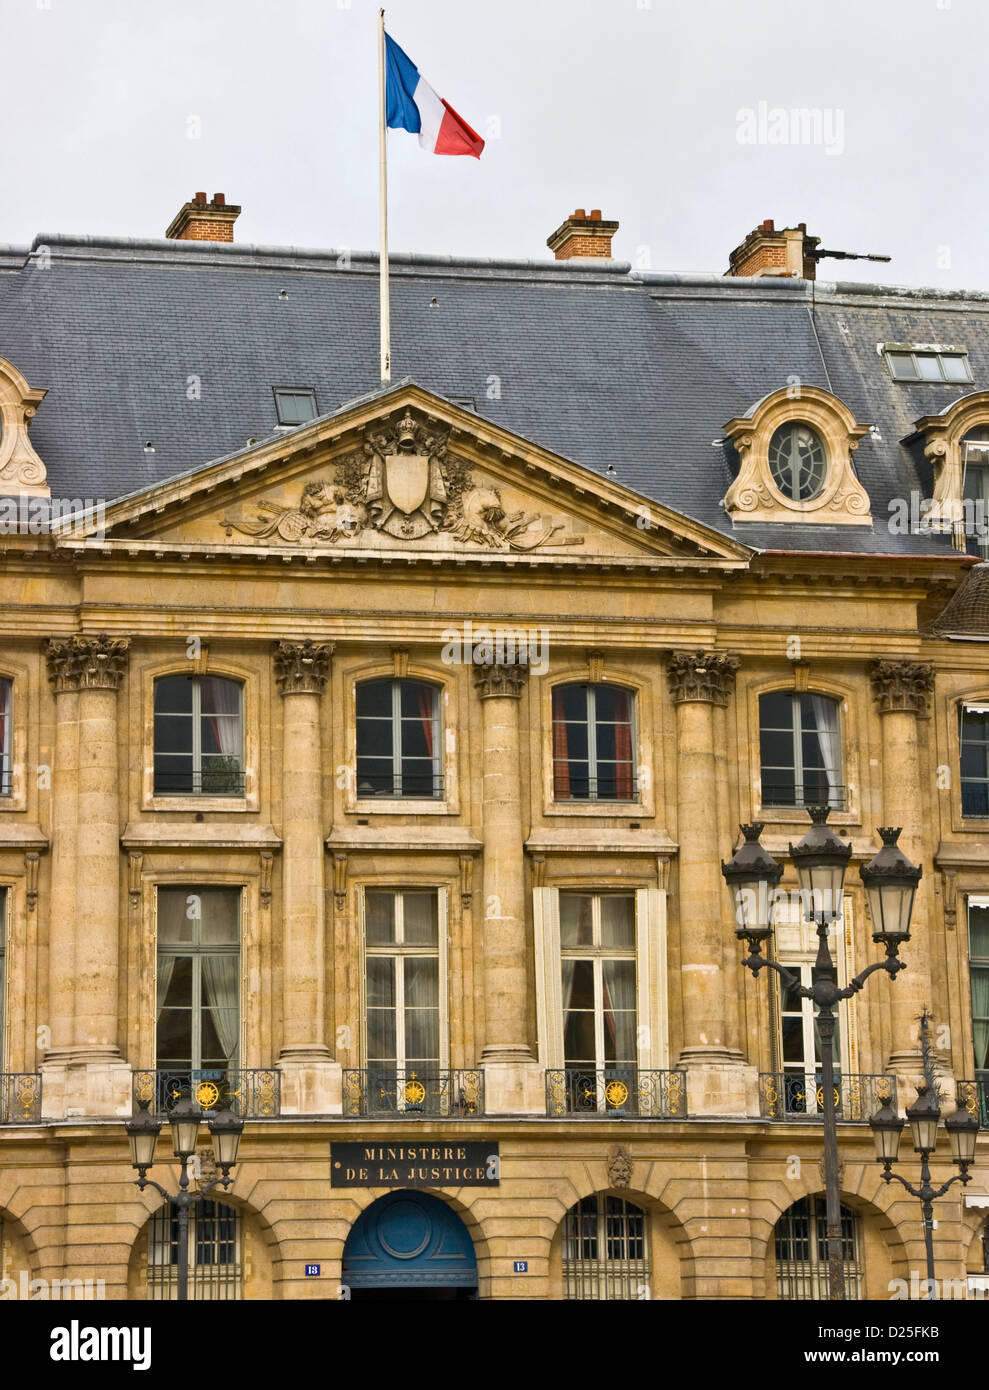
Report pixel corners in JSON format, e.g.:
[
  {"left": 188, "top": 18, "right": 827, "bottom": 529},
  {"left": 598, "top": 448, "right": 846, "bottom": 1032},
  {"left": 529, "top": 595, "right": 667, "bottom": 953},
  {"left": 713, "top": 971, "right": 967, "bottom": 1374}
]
[
  {"left": 273, "top": 388, "right": 318, "bottom": 426},
  {"left": 882, "top": 344, "right": 972, "bottom": 384}
]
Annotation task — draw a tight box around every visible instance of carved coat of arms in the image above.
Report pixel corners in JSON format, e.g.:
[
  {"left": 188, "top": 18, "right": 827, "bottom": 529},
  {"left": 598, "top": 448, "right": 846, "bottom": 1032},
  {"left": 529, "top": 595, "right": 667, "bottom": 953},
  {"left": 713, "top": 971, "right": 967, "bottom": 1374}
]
[{"left": 223, "top": 410, "right": 584, "bottom": 552}]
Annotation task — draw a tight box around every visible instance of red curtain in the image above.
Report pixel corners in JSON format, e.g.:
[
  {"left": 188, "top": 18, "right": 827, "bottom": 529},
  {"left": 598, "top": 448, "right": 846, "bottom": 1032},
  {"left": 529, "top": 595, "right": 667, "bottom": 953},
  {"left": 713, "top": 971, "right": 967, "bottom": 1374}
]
[
  {"left": 613, "top": 691, "right": 633, "bottom": 799},
  {"left": 0, "top": 680, "right": 8, "bottom": 784},
  {"left": 552, "top": 688, "right": 571, "bottom": 798},
  {"left": 417, "top": 683, "right": 434, "bottom": 758}
]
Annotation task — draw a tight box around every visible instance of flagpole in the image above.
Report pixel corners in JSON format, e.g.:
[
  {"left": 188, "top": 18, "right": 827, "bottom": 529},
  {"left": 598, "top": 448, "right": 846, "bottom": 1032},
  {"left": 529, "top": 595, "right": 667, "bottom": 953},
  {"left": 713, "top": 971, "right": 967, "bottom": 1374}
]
[{"left": 378, "top": 7, "right": 391, "bottom": 384}]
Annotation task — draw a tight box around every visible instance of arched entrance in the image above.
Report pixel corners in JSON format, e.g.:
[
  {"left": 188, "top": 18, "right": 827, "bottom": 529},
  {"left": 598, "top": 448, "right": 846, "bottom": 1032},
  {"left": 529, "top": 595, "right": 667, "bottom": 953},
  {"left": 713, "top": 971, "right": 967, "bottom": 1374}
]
[{"left": 342, "top": 1191, "right": 478, "bottom": 1300}]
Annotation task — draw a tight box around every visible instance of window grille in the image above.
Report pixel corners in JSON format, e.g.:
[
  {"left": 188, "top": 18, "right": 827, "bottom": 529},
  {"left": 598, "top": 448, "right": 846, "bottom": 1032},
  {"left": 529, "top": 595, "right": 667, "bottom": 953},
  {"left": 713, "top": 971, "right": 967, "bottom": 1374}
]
[
  {"left": 147, "top": 1199, "right": 242, "bottom": 1300},
  {"left": 774, "top": 1197, "right": 862, "bottom": 1299},
  {"left": 562, "top": 1195, "right": 649, "bottom": 1300}
]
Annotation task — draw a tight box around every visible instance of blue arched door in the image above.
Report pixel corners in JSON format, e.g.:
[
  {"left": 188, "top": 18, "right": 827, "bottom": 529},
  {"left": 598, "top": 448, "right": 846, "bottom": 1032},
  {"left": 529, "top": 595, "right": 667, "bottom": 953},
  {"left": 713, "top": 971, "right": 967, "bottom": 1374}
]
[{"left": 342, "top": 1191, "right": 478, "bottom": 1300}]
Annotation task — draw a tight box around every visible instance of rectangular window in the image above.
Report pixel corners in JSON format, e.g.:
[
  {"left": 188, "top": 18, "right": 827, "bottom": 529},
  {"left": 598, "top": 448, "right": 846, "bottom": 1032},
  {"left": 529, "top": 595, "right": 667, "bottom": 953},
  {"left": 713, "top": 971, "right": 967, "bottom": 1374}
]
[
  {"left": 273, "top": 388, "right": 318, "bottom": 426},
  {"left": 356, "top": 679, "right": 441, "bottom": 798},
  {"left": 883, "top": 347, "right": 972, "bottom": 383},
  {"left": 154, "top": 675, "right": 244, "bottom": 796},
  {"left": 960, "top": 705, "right": 989, "bottom": 817},
  {"left": 364, "top": 890, "right": 443, "bottom": 1080},
  {"left": 0, "top": 680, "right": 10, "bottom": 797},
  {"left": 156, "top": 888, "right": 241, "bottom": 1074},
  {"left": 970, "top": 903, "right": 989, "bottom": 1088},
  {"left": 759, "top": 691, "right": 843, "bottom": 810},
  {"left": 560, "top": 893, "right": 637, "bottom": 1074},
  {"left": 777, "top": 961, "right": 841, "bottom": 1115},
  {"left": 0, "top": 887, "right": 5, "bottom": 1068},
  {"left": 148, "top": 1200, "right": 242, "bottom": 1300},
  {"left": 552, "top": 684, "right": 635, "bottom": 800}
]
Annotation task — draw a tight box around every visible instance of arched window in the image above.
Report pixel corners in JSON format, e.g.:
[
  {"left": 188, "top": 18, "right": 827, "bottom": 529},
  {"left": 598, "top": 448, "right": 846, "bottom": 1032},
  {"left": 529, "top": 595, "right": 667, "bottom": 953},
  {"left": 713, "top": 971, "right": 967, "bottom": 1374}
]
[
  {"left": 759, "top": 691, "right": 842, "bottom": 810},
  {"left": 562, "top": 1194, "right": 649, "bottom": 1299},
  {"left": 356, "top": 678, "right": 441, "bottom": 798},
  {"left": 153, "top": 675, "right": 244, "bottom": 796},
  {"left": 147, "top": 1199, "right": 241, "bottom": 1300},
  {"left": 774, "top": 1197, "right": 862, "bottom": 1299},
  {"left": 0, "top": 679, "right": 10, "bottom": 796},
  {"left": 552, "top": 683, "right": 635, "bottom": 800}
]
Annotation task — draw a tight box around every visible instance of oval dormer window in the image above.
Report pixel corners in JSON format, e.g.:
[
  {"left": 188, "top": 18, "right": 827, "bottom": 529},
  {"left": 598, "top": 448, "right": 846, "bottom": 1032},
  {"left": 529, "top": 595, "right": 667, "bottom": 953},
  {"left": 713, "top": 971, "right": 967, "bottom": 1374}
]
[{"left": 768, "top": 422, "right": 827, "bottom": 502}]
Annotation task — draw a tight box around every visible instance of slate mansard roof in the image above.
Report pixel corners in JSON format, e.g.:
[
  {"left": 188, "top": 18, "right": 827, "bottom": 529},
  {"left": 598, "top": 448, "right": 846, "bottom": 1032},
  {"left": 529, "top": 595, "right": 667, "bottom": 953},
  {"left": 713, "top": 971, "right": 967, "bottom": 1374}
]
[{"left": 2, "top": 230, "right": 989, "bottom": 556}]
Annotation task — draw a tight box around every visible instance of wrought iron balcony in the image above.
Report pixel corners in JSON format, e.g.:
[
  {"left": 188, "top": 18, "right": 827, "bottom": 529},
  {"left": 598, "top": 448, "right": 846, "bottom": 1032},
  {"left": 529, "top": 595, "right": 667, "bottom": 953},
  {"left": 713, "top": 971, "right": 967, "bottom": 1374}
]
[
  {"left": 759, "top": 1071, "right": 896, "bottom": 1123},
  {"left": 132, "top": 1069, "right": 279, "bottom": 1118},
  {"left": 760, "top": 780, "right": 847, "bottom": 813},
  {"left": 957, "top": 1075, "right": 989, "bottom": 1128},
  {"left": 0, "top": 760, "right": 11, "bottom": 797},
  {"left": 153, "top": 762, "right": 246, "bottom": 796},
  {"left": 0, "top": 1073, "right": 41, "bottom": 1123},
  {"left": 545, "top": 1068, "right": 687, "bottom": 1119},
  {"left": 342, "top": 1069, "right": 484, "bottom": 1118}
]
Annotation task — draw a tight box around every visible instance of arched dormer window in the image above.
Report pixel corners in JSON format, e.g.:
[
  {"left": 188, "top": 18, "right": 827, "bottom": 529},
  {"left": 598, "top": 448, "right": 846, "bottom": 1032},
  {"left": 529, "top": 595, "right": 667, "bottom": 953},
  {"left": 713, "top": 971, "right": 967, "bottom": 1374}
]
[
  {"left": 356, "top": 678, "right": 441, "bottom": 799},
  {"left": 551, "top": 683, "right": 635, "bottom": 800},
  {"left": 723, "top": 386, "right": 871, "bottom": 526},
  {"left": 153, "top": 675, "right": 244, "bottom": 796},
  {"left": 913, "top": 393, "right": 989, "bottom": 554},
  {"left": 759, "top": 691, "right": 843, "bottom": 811}
]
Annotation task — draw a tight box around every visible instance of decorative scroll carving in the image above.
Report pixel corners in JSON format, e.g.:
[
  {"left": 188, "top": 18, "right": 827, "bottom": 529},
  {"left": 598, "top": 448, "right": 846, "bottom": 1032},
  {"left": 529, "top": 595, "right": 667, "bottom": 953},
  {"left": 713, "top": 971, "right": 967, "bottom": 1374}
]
[
  {"left": 608, "top": 1145, "right": 632, "bottom": 1189},
  {"left": 0, "top": 356, "right": 49, "bottom": 496},
  {"left": 24, "top": 851, "right": 39, "bottom": 911},
  {"left": 128, "top": 851, "right": 143, "bottom": 910},
  {"left": 223, "top": 410, "right": 583, "bottom": 552},
  {"left": 869, "top": 659, "right": 934, "bottom": 716},
  {"left": 473, "top": 660, "right": 529, "bottom": 700},
  {"left": 333, "top": 853, "right": 348, "bottom": 912},
  {"left": 666, "top": 650, "right": 740, "bottom": 706},
  {"left": 459, "top": 854, "right": 474, "bottom": 909},
  {"left": 939, "top": 868, "right": 957, "bottom": 933},
  {"left": 259, "top": 851, "right": 274, "bottom": 909},
  {"left": 273, "top": 640, "right": 332, "bottom": 695},
  {"left": 45, "top": 635, "right": 130, "bottom": 692}
]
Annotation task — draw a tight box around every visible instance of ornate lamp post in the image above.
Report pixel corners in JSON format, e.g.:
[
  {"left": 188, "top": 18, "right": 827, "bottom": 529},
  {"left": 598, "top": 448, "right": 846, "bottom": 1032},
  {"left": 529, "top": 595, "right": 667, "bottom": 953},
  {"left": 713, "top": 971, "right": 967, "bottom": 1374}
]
[
  {"left": 722, "top": 812, "right": 920, "bottom": 1301},
  {"left": 125, "top": 1091, "right": 245, "bottom": 1301},
  {"left": 870, "top": 1016, "right": 981, "bottom": 1285}
]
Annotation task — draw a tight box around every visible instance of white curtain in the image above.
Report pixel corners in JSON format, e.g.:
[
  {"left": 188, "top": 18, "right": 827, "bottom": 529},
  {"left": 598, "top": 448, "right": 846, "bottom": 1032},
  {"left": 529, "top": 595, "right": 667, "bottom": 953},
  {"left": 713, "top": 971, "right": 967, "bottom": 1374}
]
[
  {"left": 809, "top": 696, "right": 841, "bottom": 804},
  {"left": 156, "top": 956, "right": 176, "bottom": 1019},
  {"left": 202, "top": 955, "right": 239, "bottom": 1065},
  {"left": 403, "top": 956, "right": 439, "bottom": 1065},
  {"left": 201, "top": 677, "right": 242, "bottom": 758},
  {"left": 0, "top": 680, "right": 9, "bottom": 783},
  {"left": 603, "top": 960, "right": 637, "bottom": 1062}
]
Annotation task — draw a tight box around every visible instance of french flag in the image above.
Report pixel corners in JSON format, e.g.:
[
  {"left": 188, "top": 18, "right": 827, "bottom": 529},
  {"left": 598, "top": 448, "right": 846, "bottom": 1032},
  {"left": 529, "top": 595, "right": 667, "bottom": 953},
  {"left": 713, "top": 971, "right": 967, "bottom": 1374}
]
[{"left": 385, "top": 33, "right": 485, "bottom": 159}]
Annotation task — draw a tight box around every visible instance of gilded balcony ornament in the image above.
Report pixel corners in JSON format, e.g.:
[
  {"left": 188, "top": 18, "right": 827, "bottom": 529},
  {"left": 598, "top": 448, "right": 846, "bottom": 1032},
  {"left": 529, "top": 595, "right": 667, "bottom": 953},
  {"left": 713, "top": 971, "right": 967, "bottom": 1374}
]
[
  {"left": 869, "top": 659, "right": 935, "bottom": 716},
  {"left": 666, "top": 650, "right": 741, "bottom": 706},
  {"left": 473, "top": 659, "right": 529, "bottom": 700},
  {"left": 45, "top": 634, "right": 130, "bottom": 692},
  {"left": 273, "top": 639, "right": 333, "bottom": 695}
]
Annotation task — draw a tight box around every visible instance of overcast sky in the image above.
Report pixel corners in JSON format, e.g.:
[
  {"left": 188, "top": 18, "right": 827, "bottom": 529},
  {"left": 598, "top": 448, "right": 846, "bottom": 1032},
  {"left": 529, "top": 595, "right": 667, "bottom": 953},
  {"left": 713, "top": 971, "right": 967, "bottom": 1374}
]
[{"left": 3, "top": 0, "right": 986, "bottom": 290}]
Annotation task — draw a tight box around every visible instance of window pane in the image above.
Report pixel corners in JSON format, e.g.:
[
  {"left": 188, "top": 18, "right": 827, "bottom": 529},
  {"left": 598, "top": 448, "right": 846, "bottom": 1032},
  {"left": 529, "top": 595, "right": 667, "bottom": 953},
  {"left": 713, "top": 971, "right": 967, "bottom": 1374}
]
[
  {"left": 158, "top": 889, "right": 196, "bottom": 944},
  {"left": 602, "top": 960, "right": 636, "bottom": 1063},
  {"left": 154, "top": 714, "right": 193, "bottom": 754},
  {"left": 942, "top": 355, "right": 971, "bottom": 382},
  {"left": 367, "top": 1008, "right": 396, "bottom": 1063},
  {"left": 594, "top": 686, "right": 632, "bottom": 723},
  {"left": 600, "top": 896, "right": 635, "bottom": 949},
  {"left": 356, "top": 680, "right": 393, "bottom": 719},
  {"left": 760, "top": 691, "right": 793, "bottom": 729},
  {"left": 365, "top": 893, "right": 396, "bottom": 944},
  {"left": 275, "top": 390, "right": 317, "bottom": 425},
  {"left": 567, "top": 959, "right": 595, "bottom": 1010},
  {"left": 154, "top": 676, "right": 194, "bottom": 714},
  {"left": 970, "top": 908, "right": 989, "bottom": 960},
  {"left": 915, "top": 354, "right": 942, "bottom": 381},
  {"left": 199, "top": 890, "right": 240, "bottom": 945},
  {"left": 563, "top": 1010, "right": 596, "bottom": 1067},
  {"left": 402, "top": 893, "right": 438, "bottom": 944},
  {"left": 887, "top": 352, "right": 915, "bottom": 380},
  {"left": 560, "top": 894, "right": 594, "bottom": 947},
  {"left": 553, "top": 685, "right": 587, "bottom": 723},
  {"left": 366, "top": 957, "right": 396, "bottom": 1007}
]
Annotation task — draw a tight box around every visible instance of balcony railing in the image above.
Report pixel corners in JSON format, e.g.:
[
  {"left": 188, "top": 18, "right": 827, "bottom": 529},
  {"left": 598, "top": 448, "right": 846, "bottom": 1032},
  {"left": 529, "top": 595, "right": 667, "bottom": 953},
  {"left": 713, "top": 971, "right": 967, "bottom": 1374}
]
[
  {"left": 0, "top": 1073, "right": 41, "bottom": 1123},
  {"left": 759, "top": 1072, "right": 896, "bottom": 1123},
  {"left": 153, "top": 763, "right": 246, "bottom": 796},
  {"left": 957, "top": 1076, "right": 989, "bottom": 1128},
  {"left": 133, "top": 1069, "right": 279, "bottom": 1118},
  {"left": 760, "top": 781, "right": 847, "bottom": 813},
  {"left": 546, "top": 1068, "right": 687, "bottom": 1119},
  {"left": 354, "top": 771, "right": 444, "bottom": 799},
  {"left": 342, "top": 1069, "right": 484, "bottom": 1118}
]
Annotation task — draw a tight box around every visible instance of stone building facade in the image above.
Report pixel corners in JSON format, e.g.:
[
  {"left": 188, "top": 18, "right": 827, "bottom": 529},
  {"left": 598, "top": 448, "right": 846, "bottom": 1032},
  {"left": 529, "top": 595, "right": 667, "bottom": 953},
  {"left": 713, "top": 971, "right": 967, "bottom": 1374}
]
[{"left": 0, "top": 209, "right": 988, "bottom": 1300}]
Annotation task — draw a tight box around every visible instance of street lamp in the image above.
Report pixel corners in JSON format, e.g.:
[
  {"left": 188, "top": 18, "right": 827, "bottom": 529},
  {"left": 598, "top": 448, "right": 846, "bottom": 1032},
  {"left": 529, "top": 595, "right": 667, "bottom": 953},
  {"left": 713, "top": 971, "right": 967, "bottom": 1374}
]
[
  {"left": 722, "top": 808, "right": 919, "bottom": 1302},
  {"left": 871, "top": 1016, "right": 981, "bottom": 1286},
  {"left": 125, "top": 1091, "right": 245, "bottom": 1301}
]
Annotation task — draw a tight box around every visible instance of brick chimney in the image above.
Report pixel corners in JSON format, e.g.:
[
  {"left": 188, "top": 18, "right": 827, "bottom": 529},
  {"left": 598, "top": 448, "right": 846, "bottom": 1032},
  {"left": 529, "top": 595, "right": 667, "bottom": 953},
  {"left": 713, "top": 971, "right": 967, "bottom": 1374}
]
[
  {"left": 165, "top": 191, "right": 241, "bottom": 243},
  {"left": 726, "top": 219, "right": 820, "bottom": 280},
  {"left": 547, "top": 208, "right": 619, "bottom": 261}
]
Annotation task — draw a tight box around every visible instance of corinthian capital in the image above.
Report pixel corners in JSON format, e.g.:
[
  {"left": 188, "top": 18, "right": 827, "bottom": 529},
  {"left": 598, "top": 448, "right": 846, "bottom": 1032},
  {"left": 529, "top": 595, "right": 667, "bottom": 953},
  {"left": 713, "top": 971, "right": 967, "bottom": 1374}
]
[
  {"left": 473, "top": 660, "right": 528, "bottom": 700},
  {"left": 870, "top": 659, "right": 934, "bottom": 716},
  {"left": 274, "top": 639, "right": 333, "bottom": 695},
  {"left": 46, "top": 634, "right": 130, "bottom": 692},
  {"left": 666, "top": 650, "right": 740, "bottom": 706}
]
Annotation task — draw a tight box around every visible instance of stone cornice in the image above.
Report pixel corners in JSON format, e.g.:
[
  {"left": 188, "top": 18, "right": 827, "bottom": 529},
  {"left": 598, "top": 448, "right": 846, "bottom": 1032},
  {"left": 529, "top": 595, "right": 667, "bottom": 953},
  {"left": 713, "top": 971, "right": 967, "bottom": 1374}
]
[
  {"left": 46, "top": 634, "right": 129, "bottom": 692},
  {"left": 869, "top": 658, "right": 935, "bottom": 716},
  {"left": 273, "top": 639, "right": 333, "bottom": 695},
  {"left": 473, "top": 661, "right": 529, "bottom": 700},
  {"left": 667, "top": 650, "right": 740, "bottom": 705}
]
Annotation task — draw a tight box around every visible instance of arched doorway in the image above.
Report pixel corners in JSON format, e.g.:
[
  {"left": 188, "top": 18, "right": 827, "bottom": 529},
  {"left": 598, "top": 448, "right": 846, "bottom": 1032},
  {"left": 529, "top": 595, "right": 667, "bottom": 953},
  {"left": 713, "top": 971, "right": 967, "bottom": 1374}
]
[{"left": 342, "top": 1191, "right": 478, "bottom": 1300}]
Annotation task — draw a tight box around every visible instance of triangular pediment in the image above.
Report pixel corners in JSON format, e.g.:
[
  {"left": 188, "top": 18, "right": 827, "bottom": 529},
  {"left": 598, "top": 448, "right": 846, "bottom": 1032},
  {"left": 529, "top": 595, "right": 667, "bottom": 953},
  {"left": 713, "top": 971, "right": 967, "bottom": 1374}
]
[{"left": 88, "top": 382, "right": 750, "bottom": 567}]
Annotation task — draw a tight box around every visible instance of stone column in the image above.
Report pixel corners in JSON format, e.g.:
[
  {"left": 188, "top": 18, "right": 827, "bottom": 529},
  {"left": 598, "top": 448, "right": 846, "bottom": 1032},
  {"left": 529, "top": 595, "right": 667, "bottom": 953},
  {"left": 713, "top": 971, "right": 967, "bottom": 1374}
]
[
  {"left": 668, "top": 650, "right": 754, "bottom": 1116},
  {"left": 870, "top": 660, "right": 936, "bottom": 1073},
  {"left": 274, "top": 640, "right": 340, "bottom": 1114},
  {"left": 43, "top": 635, "right": 131, "bottom": 1117},
  {"left": 474, "top": 660, "right": 541, "bottom": 1113}
]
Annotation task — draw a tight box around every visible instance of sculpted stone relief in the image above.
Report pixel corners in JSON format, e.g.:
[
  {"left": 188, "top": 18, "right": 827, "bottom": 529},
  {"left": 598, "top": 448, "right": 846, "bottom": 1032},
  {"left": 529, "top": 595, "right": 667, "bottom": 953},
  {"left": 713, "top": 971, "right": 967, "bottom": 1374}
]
[{"left": 222, "top": 411, "right": 584, "bottom": 551}]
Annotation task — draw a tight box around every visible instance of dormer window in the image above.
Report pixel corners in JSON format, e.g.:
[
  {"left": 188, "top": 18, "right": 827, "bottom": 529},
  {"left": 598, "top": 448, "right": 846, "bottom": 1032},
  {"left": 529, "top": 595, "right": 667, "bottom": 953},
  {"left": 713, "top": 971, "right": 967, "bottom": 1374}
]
[
  {"left": 768, "top": 423, "right": 827, "bottom": 502},
  {"left": 963, "top": 429, "right": 989, "bottom": 559},
  {"left": 884, "top": 345, "right": 972, "bottom": 384}
]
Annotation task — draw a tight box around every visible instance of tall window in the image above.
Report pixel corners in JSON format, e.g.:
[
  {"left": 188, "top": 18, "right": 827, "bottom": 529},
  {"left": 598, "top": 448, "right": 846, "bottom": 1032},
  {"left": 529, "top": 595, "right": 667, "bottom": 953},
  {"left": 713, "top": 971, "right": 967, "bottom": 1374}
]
[
  {"left": 960, "top": 704, "right": 989, "bottom": 816},
  {"left": 0, "top": 888, "right": 5, "bottom": 1069},
  {"left": 562, "top": 1195, "right": 649, "bottom": 1300},
  {"left": 552, "top": 684, "right": 635, "bottom": 800},
  {"left": 774, "top": 1197, "right": 862, "bottom": 1300},
  {"left": 148, "top": 1199, "right": 241, "bottom": 1300},
  {"left": 970, "top": 902, "right": 989, "bottom": 1095},
  {"left": 153, "top": 675, "right": 244, "bottom": 796},
  {"left": 156, "top": 888, "right": 240, "bottom": 1077},
  {"left": 962, "top": 429, "right": 989, "bottom": 561},
  {"left": 759, "top": 691, "right": 842, "bottom": 810},
  {"left": 777, "top": 962, "right": 841, "bottom": 1115},
  {"left": 560, "top": 894, "right": 636, "bottom": 1111},
  {"left": 356, "top": 679, "right": 440, "bottom": 798},
  {"left": 0, "top": 680, "right": 9, "bottom": 796},
  {"left": 364, "top": 890, "right": 442, "bottom": 1088}
]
